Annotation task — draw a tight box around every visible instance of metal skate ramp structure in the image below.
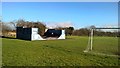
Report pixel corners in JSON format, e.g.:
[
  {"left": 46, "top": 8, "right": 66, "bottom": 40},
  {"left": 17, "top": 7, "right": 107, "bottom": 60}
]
[{"left": 16, "top": 27, "right": 65, "bottom": 41}]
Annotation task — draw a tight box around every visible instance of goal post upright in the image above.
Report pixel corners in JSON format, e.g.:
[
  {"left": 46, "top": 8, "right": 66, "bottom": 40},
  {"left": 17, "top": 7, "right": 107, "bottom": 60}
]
[
  {"left": 84, "top": 28, "right": 94, "bottom": 52},
  {"left": 90, "top": 28, "right": 94, "bottom": 51}
]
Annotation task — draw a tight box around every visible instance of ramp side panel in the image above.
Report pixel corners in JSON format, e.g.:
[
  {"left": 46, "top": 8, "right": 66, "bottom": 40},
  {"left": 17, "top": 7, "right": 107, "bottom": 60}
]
[
  {"left": 31, "top": 28, "right": 45, "bottom": 40},
  {"left": 58, "top": 30, "right": 65, "bottom": 39}
]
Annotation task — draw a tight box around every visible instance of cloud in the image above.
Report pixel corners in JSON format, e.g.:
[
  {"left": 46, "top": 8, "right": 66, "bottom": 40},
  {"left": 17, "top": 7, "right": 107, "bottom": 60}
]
[
  {"left": 46, "top": 21, "right": 73, "bottom": 29},
  {"left": 46, "top": 23, "right": 56, "bottom": 29},
  {"left": 56, "top": 22, "right": 73, "bottom": 28},
  {"left": 103, "top": 23, "right": 118, "bottom": 28},
  {"left": 96, "top": 23, "right": 118, "bottom": 28}
]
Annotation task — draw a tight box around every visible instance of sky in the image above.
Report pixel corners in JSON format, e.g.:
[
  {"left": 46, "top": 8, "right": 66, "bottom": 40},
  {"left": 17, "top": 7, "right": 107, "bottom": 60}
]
[
  {"left": 2, "top": 2, "right": 118, "bottom": 29},
  {"left": 2, "top": 0, "right": 119, "bottom": 2}
]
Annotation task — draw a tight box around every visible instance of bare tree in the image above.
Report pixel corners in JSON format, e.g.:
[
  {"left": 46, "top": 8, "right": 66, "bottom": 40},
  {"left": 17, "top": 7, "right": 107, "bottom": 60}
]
[{"left": 1, "top": 22, "right": 13, "bottom": 36}]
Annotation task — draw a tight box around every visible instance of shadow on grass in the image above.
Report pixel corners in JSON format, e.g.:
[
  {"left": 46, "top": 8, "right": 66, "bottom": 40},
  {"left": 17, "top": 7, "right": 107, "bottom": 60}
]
[
  {"left": 0, "top": 36, "right": 16, "bottom": 39},
  {"left": 0, "top": 36, "right": 32, "bottom": 41},
  {"left": 65, "top": 37, "right": 73, "bottom": 39}
]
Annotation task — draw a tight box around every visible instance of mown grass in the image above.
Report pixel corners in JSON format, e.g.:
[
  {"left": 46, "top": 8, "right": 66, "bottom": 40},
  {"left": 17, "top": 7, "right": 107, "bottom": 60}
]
[
  {"left": 2, "top": 36, "right": 119, "bottom": 66},
  {"left": 92, "top": 36, "right": 118, "bottom": 55}
]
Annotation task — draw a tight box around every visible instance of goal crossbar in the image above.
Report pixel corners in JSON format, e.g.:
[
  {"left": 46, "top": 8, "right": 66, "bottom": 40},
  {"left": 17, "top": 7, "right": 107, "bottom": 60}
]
[{"left": 92, "top": 28, "right": 120, "bottom": 29}]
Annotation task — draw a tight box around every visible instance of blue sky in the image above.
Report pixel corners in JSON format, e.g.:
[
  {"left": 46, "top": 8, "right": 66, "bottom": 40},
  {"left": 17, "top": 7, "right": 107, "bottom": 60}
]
[{"left": 2, "top": 2, "right": 118, "bottom": 29}]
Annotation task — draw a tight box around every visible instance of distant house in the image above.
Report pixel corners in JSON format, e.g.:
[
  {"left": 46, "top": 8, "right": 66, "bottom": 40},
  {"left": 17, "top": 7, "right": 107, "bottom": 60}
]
[{"left": 7, "top": 32, "right": 16, "bottom": 37}]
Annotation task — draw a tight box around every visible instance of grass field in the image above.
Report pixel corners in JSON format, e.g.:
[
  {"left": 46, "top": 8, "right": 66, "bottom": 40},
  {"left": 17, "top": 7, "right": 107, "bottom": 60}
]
[{"left": 2, "top": 36, "right": 119, "bottom": 66}]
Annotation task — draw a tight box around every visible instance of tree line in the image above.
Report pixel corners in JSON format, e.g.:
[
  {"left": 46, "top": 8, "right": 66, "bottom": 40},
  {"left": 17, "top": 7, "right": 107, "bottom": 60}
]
[
  {"left": 72, "top": 28, "right": 119, "bottom": 37},
  {"left": 0, "top": 19, "right": 119, "bottom": 37}
]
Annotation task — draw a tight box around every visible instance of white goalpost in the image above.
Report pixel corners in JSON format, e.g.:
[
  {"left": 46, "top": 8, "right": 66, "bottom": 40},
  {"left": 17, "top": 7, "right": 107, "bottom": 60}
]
[
  {"left": 84, "top": 28, "right": 93, "bottom": 52},
  {"left": 84, "top": 27, "right": 120, "bottom": 57}
]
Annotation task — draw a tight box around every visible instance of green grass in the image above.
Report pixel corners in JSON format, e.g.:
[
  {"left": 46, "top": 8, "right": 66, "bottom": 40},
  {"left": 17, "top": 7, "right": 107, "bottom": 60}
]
[
  {"left": 93, "top": 37, "right": 118, "bottom": 55},
  {"left": 2, "top": 36, "right": 119, "bottom": 66}
]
